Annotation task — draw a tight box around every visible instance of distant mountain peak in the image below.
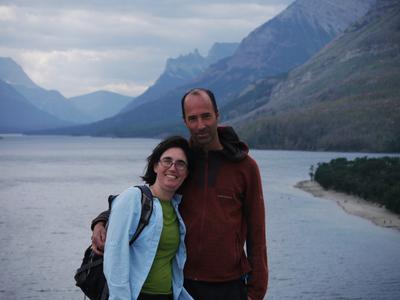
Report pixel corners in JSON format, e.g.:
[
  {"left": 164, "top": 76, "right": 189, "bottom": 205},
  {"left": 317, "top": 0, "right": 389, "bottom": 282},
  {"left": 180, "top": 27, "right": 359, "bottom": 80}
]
[
  {"left": 165, "top": 49, "right": 205, "bottom": 76},
  {"left": 0, "top": 57, "right": 38, "bottom": 89},
  {"left": 206, "top": 42, "right": 239, "bottom": 65},
  {"left": 69, "top": 90, "right": 132, "bottom": 122},
  {"left": 0, "top": 57, "right": 92, "bottom": 124},
  {"left": 120, "top": 42, "right": 238, "bottom": 113},
  {"left": 227, "top": 0, "right": 375, "bottom": 74},
  {"left": 281, "top": 0, "right": 376, "bottom": 34}
]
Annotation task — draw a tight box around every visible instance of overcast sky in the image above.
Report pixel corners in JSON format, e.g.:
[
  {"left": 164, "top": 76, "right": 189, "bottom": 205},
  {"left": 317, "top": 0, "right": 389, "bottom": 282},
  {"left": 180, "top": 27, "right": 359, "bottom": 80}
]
[{"left": 0, "top": 0, "right": 294, "bottom": 98}]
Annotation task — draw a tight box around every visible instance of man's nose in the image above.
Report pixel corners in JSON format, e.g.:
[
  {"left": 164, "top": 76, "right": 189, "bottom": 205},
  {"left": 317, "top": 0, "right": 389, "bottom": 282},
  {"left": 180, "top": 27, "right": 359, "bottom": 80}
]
[{"left": 197, "top": 119, "right": 206, "bottom": 129}]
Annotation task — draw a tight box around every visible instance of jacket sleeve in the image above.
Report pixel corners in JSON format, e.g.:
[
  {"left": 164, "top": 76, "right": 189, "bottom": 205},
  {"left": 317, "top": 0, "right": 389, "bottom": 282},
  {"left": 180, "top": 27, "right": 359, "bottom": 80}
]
[
  {"left": 104, "top": 188, "right": 140, "bottom": 300},
  {"left": 90, "top": 210, "right": 110, "bottom": 230},
  {"left": 244, "top": 157, "right": 268, "bottom": 300}
]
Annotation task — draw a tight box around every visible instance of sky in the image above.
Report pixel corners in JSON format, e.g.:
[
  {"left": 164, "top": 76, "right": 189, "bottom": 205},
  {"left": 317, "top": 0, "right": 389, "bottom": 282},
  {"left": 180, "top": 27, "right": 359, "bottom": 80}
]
[{"left": 0, "top": 0, "right": 294, "bottom": 98}]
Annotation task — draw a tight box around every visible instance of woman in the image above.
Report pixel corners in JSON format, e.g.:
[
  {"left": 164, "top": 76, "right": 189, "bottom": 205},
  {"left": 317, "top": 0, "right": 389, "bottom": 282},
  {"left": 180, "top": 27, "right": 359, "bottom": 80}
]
[{"left": 104, "top": 136, "right": 194, "bottom": 300}]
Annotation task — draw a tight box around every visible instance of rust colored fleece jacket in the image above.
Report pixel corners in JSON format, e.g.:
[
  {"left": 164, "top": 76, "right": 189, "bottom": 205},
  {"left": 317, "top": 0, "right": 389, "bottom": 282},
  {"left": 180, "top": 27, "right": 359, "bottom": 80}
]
[
  {"left": 180, "top": 127, "right": 268, "bottom": 300},
  {"left": 91, "top": 126, "right": 268, "bottom": 300}
]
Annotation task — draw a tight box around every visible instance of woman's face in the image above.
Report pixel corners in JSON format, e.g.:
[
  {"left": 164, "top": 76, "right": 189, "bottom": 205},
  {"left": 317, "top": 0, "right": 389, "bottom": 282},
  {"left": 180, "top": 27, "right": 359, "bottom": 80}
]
[{"left": 153, "top": 147, "right": 188, "bottom": 193}]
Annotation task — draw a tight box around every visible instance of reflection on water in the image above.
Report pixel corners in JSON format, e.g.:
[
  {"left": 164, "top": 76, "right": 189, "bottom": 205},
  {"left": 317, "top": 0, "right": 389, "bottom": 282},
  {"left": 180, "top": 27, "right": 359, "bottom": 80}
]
[{"left": 0, "top": 135, "right": 399, "bottom": 300}]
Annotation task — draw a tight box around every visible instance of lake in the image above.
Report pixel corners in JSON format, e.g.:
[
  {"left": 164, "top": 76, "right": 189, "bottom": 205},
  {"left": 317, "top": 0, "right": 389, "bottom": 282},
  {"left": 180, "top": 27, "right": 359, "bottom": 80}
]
[{"left": 0, "top": 135, "right": 399, "bottom": 300}]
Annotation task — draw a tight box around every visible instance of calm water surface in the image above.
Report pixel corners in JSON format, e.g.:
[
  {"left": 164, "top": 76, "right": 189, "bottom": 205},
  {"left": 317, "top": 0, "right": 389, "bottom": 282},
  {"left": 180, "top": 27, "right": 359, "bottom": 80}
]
[{"left": 0, "top": 135, "right": 399, "bottom": 300}]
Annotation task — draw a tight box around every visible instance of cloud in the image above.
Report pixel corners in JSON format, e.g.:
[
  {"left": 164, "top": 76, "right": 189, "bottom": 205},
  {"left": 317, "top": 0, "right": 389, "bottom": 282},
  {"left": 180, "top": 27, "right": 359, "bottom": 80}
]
[
  {"left": 0, "top": 1, "right": 293, "bottom": 97},
  {"left": 0, "top": 5, "right": 17, "bottom": 21},
  {"left": 99, "top": 82, "right": 148, "bottom": 97},
  {"left": 0, "top": 47, "right": 161, "bottom": 97}
]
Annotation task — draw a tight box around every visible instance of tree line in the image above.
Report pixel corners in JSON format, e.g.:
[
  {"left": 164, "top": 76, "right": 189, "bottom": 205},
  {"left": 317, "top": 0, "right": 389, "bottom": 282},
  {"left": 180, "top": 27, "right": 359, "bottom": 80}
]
[{"left": 312, "top": 156, "right": 400, "bottom": 214}]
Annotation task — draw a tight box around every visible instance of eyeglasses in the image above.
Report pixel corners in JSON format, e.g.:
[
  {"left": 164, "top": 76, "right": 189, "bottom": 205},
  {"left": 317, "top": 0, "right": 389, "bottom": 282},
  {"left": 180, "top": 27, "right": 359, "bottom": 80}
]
[{"left": 159, "top": 157, "right": 188, "bottom": 171}]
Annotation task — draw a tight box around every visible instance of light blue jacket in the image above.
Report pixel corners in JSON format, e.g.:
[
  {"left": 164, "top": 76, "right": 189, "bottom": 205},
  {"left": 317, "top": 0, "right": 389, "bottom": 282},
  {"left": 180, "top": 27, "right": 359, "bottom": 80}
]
[{"left": 104, "top": 186, "right": 193, "bottom": 300}]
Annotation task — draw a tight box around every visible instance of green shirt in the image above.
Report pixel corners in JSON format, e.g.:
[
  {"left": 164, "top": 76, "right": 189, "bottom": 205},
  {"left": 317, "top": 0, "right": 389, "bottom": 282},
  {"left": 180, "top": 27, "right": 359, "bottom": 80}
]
[{"left": 141, "top": 199, "right": 180, "bottom": 294}]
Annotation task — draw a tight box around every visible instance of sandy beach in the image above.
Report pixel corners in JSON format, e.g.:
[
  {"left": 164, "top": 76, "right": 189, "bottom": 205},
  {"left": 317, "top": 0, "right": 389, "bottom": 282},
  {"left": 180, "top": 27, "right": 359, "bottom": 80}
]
[{"left": 295, "top": 180, "right": 400, "bottom": 232}]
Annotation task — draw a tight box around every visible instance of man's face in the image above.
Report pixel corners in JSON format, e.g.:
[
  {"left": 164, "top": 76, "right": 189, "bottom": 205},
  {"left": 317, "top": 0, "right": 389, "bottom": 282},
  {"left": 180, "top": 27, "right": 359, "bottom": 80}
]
[{"left": 183, "top": 91, "right": 219, "bottom": 150}]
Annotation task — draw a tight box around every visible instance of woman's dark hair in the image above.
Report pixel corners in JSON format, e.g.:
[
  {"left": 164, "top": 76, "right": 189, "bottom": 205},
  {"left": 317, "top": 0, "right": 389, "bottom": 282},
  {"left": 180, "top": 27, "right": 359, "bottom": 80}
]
[
  {"left": 181, "top": 88, "right": 218, "bottom": 119},
  {"left": 142, "top": 136, "right": 193, "bottom": 185}
]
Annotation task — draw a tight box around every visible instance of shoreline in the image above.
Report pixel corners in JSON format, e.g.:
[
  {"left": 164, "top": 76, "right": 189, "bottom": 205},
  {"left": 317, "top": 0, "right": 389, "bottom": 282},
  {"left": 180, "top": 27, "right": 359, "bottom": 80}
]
[{"left": 295, "top": 180, "right": 400, "bottom": 232}]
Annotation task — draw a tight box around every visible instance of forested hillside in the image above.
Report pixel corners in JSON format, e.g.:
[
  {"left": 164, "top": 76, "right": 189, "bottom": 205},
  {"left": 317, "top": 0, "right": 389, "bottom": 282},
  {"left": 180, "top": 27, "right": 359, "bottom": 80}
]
[{"left": 313, "top": 157, "right": 400, "bottom": 214}]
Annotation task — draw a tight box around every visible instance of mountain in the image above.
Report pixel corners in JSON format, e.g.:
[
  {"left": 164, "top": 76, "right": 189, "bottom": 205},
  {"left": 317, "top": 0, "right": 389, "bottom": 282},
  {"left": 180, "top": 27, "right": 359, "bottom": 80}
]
[
  {"left": 220, "top": 73, "right": 287, "bottom": 122},
  {"left": 229, "top": 0, "right": 376, "bottom": 73},
  {"left": 205, "top": 42, "right": 240, "bottom": 65},
  {"left": 120, "top": 49, "right": 207, "bottom": 113},
  {"left": 233, "top": 0, "right": 400, "bottom": 152},
  {"left": 121, "top": 42, "right": 238, "bottom": 113},
  {"left": 0, "top": 57, "right": 89, "bottom": 124},
  {"left": 69, "top": 91, "right": 132, "bottom": 122},
  {"left": 188, "top": 0, "right": 375, "bottom": 106},
  {"left": 13, "top": 85, "right": 92, "bottom": 123},
  {"left": 0, "top": 79, "right": 72, "bottom": 133},
  {"left": 35, "top": 0, "right": 375, "bottom": 139},
  {"left": 0, "top": 57, "right": 38, "bottom": 89}
]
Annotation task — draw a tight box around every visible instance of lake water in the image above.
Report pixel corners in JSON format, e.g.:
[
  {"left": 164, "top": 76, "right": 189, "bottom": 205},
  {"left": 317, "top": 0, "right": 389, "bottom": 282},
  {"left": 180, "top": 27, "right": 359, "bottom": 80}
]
[{"left": 0, "top": 135, "right": 399, "bottom": 300}]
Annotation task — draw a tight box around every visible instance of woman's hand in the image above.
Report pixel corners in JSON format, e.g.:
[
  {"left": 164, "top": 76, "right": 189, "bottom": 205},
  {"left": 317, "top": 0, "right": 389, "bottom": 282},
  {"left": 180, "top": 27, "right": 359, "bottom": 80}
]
[{"left": 91, "top": 222, "right": 107, "bottom": 255}]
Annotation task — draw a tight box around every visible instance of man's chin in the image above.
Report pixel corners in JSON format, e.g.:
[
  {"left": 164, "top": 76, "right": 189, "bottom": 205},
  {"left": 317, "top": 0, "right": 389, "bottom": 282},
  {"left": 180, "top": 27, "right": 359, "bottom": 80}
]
[{"left": 194, "top": 136, "right": 212, "bottom": 146}]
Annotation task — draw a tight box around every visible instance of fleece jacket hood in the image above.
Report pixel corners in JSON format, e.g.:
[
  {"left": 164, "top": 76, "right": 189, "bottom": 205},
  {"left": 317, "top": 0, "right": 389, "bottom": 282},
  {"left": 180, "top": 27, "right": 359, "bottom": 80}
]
[{"left": 218, "top": 126, "right": 249, "bottom": 161}]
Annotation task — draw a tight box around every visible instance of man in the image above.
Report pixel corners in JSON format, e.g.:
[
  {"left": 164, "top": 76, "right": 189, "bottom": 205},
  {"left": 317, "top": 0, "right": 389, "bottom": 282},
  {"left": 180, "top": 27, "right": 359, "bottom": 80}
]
[{"left": 91, "top": 88, "right": 268, "bottom": 300}]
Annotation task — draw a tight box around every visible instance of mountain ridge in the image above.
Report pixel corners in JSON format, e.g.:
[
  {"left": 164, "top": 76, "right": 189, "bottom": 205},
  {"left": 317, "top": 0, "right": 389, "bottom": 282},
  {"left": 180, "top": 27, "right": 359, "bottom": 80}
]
[
  {"left": 233, "top": 0, "right": 400, "bottom": 152},
  {"left": 0, "top": 79, "right": 73, "bottom": 132},
  {"left": 0, "top": 57, "right": 38, "bottom": 89},
  {"left": 69, "top": 90, "right": 132, "bottom": 122},
  {"left": 121, "top": 42, "right": 238, "bottom": 113},
  {"left": 190, "top": 0, "right": 375, "bottom": 106},
  {"left": 0, "top": 57, "right": 90, "bottom": 124},
  {"left": 0, "top": 57, "right": 140, "bottom": 126}
]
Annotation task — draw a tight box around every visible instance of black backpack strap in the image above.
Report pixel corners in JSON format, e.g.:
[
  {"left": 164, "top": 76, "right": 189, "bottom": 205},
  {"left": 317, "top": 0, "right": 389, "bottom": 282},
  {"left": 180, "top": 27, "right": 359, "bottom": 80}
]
[
  {"left": 129, "top": 185, "right": 153, "bottom": 245},
  {"left": 100, "top": 283, "right": 109, "bottom": 300},
  {"left": 108, "top": 194, "right": 118, "bottom": 210},
  {"left": 107, "top": 186, "right": 153, "bottom": 246}
]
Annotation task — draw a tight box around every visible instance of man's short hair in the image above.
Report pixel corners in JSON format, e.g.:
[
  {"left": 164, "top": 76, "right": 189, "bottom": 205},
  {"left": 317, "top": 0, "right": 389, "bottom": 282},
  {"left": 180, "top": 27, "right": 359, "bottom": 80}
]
[{"left": 181, "top": 88, "right": 219, "bottom": 119}]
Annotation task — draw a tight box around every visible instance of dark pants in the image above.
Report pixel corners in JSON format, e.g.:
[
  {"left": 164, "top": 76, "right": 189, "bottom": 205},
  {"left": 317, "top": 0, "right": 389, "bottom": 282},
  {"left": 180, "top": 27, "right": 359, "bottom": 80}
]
[
  {"left": 137, "top": 293, "right": 173, "bottom": 300},
  {"left": 184, "top": 278, "right": 247, "bottom": 300}
]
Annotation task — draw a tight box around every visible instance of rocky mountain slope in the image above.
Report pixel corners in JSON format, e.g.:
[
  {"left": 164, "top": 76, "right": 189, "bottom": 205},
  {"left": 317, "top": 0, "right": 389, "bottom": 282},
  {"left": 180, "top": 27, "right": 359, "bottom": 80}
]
[
  {"left": 190, "top": 0, "right": 375, "bottom": 106},
  {"left": 234, "top": 0, "right": 400, "bottom": 152}
]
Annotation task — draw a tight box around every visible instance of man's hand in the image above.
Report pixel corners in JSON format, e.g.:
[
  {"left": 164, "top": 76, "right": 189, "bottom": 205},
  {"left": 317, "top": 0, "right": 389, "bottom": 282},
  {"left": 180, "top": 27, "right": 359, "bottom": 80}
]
[{"left": 91, "top": 222, "right": 107, "bottom": 255}]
